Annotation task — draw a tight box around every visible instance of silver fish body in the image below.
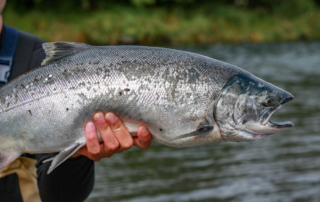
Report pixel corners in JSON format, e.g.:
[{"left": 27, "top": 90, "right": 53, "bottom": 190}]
[{"left": 0, "top": 42, "right": 293, "bottom": 173}]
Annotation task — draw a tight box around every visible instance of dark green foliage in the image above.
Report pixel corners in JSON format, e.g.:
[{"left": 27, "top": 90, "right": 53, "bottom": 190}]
[
  {"left": 4, "top": 0, "right": 320, "bottom": 45},
  {"left": 245, "top": 0, "right": 316, "bottom": 17},
  {"left": 6, "top": 0, "right": 319, "bottom": 14}
]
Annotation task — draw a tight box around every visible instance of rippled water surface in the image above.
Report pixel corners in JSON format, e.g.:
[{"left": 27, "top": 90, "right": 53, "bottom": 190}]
[{"left": 87, "top": 42, "right": 320, "bottom": 202}]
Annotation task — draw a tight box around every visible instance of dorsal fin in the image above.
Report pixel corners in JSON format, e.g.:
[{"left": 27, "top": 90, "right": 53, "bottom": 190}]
[{"left": 41, "top": 42, "right": 92, "bottom": 66}]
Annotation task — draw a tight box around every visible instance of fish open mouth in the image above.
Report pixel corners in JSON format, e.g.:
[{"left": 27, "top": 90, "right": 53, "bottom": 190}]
[
  {"left": 241, "top": 98, "right": 294, "bottom": 140},
  {"left": 260, "top": 105, "right": 294, "bottom": 131},
  {"left": 260, "top": 96, "right": 294, "bottom": 131}
]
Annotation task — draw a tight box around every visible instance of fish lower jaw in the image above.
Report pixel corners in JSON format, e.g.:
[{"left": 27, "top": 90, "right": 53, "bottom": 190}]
[
  {"left": 244, "top": 120, "right": 293, "bottom": 136},
  {"left": 266, "top": 120, "right": 294, "bottom": 129},
  {"left": 238, "top": 130, "right": 272, "bottom": 140}
]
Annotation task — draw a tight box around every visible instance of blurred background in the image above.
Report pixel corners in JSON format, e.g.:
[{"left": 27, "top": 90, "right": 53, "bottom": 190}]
[
  {"left": 4, "top": 0, "right": 320, "bottom": 45},
  {"left": 4, "top": 1, "right": 320, "bottom": 201}
]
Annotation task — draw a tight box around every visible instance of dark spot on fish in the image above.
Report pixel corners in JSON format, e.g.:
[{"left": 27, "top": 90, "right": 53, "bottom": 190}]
[
  {"left": 73, "top": 67, "right": 85, "bottom": 74},
  {"left": 124, "top": 88, "right": 130, "bottom": 92},
  {"left": 0, "top": 97, "right": 5, "bottom": 105},
  {"left": 242, "top": 119, "right": 248, "bottom": 124},
  {"left": 77, "top": 93, "right": 89, "bottom": 105},
  {"left": 119, "top": 92, "right": 123, "bottom": 96},
  {"left": 159, "top": 128, "right": 163, "bottom": 131},
  {"left": 95, "top": 67, "right": 103, "bottom": 75},
  {"left": 33, "top": 77, "right": 40, "bottom": 84},
  {"left": 78, "top": 82, "right": 86, "bottom": 87},
  {"left": 93, "top": 61, "right": 100, "bottom": 65},
  {"left": 62, "top": 69, "right": 71, "bottom": 83},
  {"left": 66, "top": 108, "right": 69, "bottom": 111},
  {"left": 28, "top": 110, "right": 32, "bottom": 115}
]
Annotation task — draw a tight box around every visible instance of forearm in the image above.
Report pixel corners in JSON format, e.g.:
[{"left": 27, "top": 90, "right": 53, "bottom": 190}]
[{"left": 35, "top": 153, "right": 94, "bottom": 202}]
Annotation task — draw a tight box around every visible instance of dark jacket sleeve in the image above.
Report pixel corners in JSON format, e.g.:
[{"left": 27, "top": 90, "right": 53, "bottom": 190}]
[
  {"left": 35, "top": 153, "right": 94, "bottom": 202},
  {"left": 14, "top": 36, "right": 95, "bottom": 202}
]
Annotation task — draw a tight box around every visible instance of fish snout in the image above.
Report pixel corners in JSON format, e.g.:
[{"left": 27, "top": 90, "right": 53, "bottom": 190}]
[{"left": 280, "top": 92, "right": 294, "bottom": 105}]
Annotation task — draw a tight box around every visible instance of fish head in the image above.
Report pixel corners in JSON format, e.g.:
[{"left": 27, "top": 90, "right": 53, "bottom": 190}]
[{"left": 215, "top": 73, "right": 294, "bottom": 142}]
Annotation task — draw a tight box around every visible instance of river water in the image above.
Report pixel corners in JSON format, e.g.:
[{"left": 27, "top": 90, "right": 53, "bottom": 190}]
[{"left": 87, "top": 42, "right": 320, "bottom": 202}]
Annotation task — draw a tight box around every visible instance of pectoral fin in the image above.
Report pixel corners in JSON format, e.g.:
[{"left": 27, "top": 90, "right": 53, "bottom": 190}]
[
  {"left": 0, "top": 151, "right": 21, "bottom": 170},
  {"left": 44, "top": 140, "right": 85, "bottom": 174},
  {"left": 169, "top": 126, "right": 214, "bottom": 141}
]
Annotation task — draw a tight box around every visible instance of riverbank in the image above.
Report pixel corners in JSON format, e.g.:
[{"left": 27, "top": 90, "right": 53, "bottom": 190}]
[{"left": 4, "top": 5, "right": 320, "bottom": 45}]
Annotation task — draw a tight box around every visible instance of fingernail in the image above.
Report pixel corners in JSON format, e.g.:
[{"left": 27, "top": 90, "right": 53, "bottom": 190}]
[
  {"left": 140, "top": 126, "right": 148, "bottom": 137},
  {"left": 106, "top": 113, "right": 117, "bottom": 124},
  {"left": 86, "top": 122, "right": 95, "bottom": 132},
  {"left": 94, "top": 112, "right": 105, "bottom": 123}
]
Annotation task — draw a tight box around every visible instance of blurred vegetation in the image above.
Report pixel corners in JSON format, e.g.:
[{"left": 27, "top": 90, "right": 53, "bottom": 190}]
[{"left": 3, "top": 0, "right": 320, "bottom": 45}]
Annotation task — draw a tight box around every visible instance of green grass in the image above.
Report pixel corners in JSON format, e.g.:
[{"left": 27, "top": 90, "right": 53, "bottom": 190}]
[{"left": 3, "top": 5, "right": 320, "bottom": 45}]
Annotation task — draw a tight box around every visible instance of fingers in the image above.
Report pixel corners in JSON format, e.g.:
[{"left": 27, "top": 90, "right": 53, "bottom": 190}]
[
  {"left": 133, "top": 126, "right": 153, "bottom": 149},
  {"left": 105, "top": 112, "right": 133, "bottom": 153},
  {"left": 75, "top": 112, "right": 151, "bottom": 162},
  {"left": 94, "top": 112, "right": 119, "bottom": 158},
  {"left": 84, "top": 121, "right": 103, "bottom": 161},
  {"left": 72, "top": 121, "right": 103, "bottom": 161}
]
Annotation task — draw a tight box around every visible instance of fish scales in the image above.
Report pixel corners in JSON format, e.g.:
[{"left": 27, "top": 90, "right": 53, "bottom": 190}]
[
  {"left": 0, "top": 43, "right": 293, "bottom": 173},
  {"left": 0, "top": 46, "right": 238, "bottom": 150}
]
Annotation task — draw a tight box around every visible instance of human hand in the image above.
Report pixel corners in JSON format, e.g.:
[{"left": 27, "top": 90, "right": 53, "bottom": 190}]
[{"left": 70, "top": 112, "right": 152, "bottom": 161}]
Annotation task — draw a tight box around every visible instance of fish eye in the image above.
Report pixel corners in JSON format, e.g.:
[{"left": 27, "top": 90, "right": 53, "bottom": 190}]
[{"left": 263, "top": 97, "right": 274, "bottom": 106}]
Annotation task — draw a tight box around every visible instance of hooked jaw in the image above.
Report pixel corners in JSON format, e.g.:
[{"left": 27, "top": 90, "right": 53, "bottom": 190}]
[
  {"left": 216, "top": 73, "right": 294, "bottom": 142},
  {"left": 261, "top": 92, "right": 294, "bottom": 128},
  {"left": 240, "top": 92, "right": 294, "bottom": 141}
]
